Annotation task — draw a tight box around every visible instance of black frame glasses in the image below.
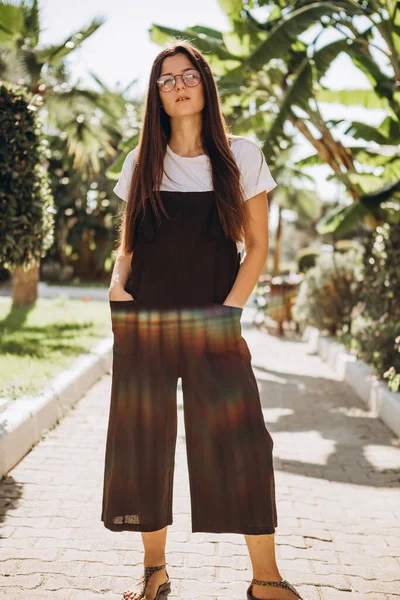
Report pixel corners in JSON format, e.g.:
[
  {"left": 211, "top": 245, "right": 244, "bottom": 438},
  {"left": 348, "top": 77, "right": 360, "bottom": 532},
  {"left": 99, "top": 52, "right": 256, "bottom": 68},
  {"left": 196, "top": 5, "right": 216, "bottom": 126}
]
[{"left": 156, "top": 69, "right": 201, "bottom": 93}]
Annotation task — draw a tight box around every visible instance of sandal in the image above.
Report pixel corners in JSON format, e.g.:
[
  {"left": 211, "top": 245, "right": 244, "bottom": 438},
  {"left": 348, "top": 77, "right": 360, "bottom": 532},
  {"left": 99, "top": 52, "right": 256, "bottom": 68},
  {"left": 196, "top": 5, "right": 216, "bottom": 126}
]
[
  {"left": 122, "top": 563, "right": 171, "bottom": 600},
  {"left": 247, "top": 577, "right": 304, "bottom": 599}
]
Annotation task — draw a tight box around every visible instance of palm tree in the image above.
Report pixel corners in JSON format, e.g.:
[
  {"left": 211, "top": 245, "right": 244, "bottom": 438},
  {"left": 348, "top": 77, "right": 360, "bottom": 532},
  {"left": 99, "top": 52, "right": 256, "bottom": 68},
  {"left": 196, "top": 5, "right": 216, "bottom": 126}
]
[
  {"left": 44, "top": 73, "right": 142, "bottom": 281},
  {"left": 0, "top": 0, "right": 110, "bottom": 170},
  {"left": 0, "top": 0, "right": 118, "bottom": 303}
]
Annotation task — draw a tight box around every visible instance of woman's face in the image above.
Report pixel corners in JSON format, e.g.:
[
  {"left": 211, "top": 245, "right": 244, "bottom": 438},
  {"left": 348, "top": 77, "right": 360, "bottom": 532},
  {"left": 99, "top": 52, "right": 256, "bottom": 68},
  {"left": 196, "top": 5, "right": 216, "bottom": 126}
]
[{"left": 157, "top": 53, "right": 205, "bottom": 118}]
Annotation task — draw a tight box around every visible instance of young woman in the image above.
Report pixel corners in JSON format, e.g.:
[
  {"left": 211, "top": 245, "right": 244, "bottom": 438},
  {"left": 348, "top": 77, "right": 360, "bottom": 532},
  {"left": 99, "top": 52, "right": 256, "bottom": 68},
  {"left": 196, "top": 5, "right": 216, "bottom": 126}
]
[{"left": 101, "top": 40, "right": 304, "bottom": 600}]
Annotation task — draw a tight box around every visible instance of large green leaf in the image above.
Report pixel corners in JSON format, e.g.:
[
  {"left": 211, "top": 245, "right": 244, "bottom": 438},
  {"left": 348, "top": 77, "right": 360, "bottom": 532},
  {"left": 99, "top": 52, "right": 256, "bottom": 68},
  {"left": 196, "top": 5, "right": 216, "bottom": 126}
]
[
  {"left": 295, "top": 153, "right": 324, "bottom": 167},
  {"left": 106, "top": 152, "right": 130, "bottom": 180},
  {"left": 232, "top": 108, "right": 272, "bottom": 133},
  {"left": 222, "top": 18, "right": 267, "bottom": 56},
  {"left": 327, "top": 171, "right": 385, "bottom": 193},
  {"left": 391, "top": 26, "right": 400, "bottom": 59},
  {"left": 344, "top": 121, "right": 389, "bottom": 144},
  {"left": 0, "top": 0, "right": 25, "bottom": 45},
  {"left": 245, "top": 1, "right": 364, "bottom": 70},
  {"left": 218, "top": 0, "right": 243, "bottom": 21},
  {"left": 222, "top": 29, "right": 252, "bottom": 57},
  {"left": 316, "top": 179, "right": 400, "bottom": 234},
  {"left": 346, "top": 38, "right": 396, "bottom": 101},
  {"left": 189, "top": 25, "right": 223, "bottom": 40},
  {"left": 214, "top": 62, "right": 248, "bottom": 88},
  {"left": 262, "top": 58, "right": 312, "bottom": 161},
  {"left": 149, "top": 24, "right": 241, "bottom": 76},
  {"left": 316, "top": 88, "right": 390, "bottom": 110},
  {"left": 149, "top": 23, "right": 239, "bottom": 61},
  {"left": 316, "top": 201, "right": 368, "bottom": 235},
  {"left": 383, "top": 158, "right": 400, "bottom": 181},
  {"left": 379, "top": 115, "right": 400, "bottom": 142},
  {"left": 349, "top": 145, "right": 400, "bottom": 168},
  {"left": 312, "top": 39, "right": 350, "bottom": 78},
  {"left": 260, "top": 38, "right": 349, "bottom": 161},
  {"left": 106, "top": 133, "right": 140, "bottom": 179},
  {"left": 361, "top": 179, "right": 400, "bottom": 208}
]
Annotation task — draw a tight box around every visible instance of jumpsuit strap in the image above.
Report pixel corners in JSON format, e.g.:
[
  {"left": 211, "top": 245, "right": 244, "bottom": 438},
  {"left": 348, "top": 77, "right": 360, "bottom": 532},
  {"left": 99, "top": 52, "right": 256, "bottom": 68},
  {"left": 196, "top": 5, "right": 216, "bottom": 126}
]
[
  {"left": 140, "top": 206, "right": 156, "bottom": 241},
  {"left": 208, "top": 197, "right": 223, "bottom": 237}
]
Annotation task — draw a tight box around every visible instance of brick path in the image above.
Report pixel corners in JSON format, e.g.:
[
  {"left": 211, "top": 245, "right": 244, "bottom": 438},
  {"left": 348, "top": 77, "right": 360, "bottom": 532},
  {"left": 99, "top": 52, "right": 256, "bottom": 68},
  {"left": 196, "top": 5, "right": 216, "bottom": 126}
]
[{"left": 1, "top": 323, "right": 400, "bottom": 599}]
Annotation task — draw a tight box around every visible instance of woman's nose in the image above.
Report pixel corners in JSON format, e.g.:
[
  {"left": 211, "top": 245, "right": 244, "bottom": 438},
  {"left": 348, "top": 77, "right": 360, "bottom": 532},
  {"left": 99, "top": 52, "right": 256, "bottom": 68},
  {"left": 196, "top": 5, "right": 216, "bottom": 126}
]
[{"left": 174, "top": 75, "right": 187, "bottom": 90}]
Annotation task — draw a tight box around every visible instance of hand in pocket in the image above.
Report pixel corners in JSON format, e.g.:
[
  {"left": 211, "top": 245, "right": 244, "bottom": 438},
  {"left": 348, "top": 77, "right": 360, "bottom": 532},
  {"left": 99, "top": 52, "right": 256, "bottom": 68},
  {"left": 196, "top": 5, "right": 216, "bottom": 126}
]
[{"left": 108, "top": 287, "right": 135, "bottom": 302}]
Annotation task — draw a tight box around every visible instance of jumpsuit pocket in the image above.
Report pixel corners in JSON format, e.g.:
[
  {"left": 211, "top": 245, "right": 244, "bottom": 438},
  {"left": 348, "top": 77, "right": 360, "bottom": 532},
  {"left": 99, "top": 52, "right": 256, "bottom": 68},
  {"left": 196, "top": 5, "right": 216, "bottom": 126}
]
[
  {"left": 109, "top": 299, "right": 136, "bottom": 308},
  {"left": 218, "top": 303, "right": 243, "bottom": 313},
  {"left": 212, "top": 301, "right": 243, "bottom": 312},
  {"left": 109, "top": 299, "right": 138, "bottom": 355},
  {"left": 206, "top": 303, "right": 245, "bottom": 357}
]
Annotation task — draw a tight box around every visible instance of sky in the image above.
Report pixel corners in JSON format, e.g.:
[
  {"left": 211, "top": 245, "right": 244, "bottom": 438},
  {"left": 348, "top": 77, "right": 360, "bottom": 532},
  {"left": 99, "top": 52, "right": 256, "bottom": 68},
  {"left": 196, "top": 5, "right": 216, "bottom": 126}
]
[{"left": 39, "top": 0, "right": 389, "bottom": 208}]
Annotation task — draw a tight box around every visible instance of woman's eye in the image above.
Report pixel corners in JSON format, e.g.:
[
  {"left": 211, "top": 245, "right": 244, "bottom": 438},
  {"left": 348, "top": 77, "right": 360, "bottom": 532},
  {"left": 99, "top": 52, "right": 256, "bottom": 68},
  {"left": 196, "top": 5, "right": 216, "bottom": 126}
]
[{"left": 186, "top": 72, "right": 200, "bottom": 83}]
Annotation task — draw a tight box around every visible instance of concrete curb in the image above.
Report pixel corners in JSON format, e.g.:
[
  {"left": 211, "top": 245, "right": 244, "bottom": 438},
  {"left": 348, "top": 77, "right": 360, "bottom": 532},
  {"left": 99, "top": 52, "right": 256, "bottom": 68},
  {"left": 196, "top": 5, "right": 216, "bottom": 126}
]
[
  {"left": 303, "top": 326, "right": 400, "bottom": 438},
  {"left": 0, "top": 336, "right": 113, "bottom": 479}
]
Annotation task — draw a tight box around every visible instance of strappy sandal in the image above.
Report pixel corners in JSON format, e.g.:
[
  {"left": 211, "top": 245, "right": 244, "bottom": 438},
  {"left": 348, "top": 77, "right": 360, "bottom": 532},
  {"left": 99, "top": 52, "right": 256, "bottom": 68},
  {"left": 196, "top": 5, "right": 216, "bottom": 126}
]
[
  {"left": 122, "top": 563, "right": 171, "bottom": 600},
  {"left": 247, "top": 576, "right": 304, "bottom": 599}
]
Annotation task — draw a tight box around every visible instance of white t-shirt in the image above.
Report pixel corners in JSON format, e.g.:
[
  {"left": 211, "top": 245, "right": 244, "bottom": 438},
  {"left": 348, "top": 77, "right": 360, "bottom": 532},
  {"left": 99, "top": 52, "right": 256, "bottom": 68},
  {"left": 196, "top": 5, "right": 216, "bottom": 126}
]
[{"left": 113, "top": 135, "right": 277, "bottom": 252}]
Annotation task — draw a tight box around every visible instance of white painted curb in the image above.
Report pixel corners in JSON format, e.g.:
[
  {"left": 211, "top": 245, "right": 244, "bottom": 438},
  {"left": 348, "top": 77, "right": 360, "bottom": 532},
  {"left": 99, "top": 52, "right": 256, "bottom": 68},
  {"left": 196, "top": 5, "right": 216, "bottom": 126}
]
[
  {"left": 303, "top": 326, "right": 400, "bottom": 438},
  {"left": 0, "top": 337, "right": 113, "bottom": 479}
]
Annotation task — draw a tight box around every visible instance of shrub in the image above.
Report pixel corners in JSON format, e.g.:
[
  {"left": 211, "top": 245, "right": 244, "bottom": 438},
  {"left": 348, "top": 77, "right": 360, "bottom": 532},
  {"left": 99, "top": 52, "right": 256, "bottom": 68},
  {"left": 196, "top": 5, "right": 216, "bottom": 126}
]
[
  {"left": 348, "top": 219, "right": 400, "bottom": 388},
  {"left": 296, "top": 247, "right": 320, "bottom": 272},
  {"left": 384, "top": 336, "right": 400, "bottom": 393},
  {"left": 0, "top": 83, "right": 55, "bottom": 271},
  {"left": 292, "top": 249, "right": 364, "bottom": 334}
]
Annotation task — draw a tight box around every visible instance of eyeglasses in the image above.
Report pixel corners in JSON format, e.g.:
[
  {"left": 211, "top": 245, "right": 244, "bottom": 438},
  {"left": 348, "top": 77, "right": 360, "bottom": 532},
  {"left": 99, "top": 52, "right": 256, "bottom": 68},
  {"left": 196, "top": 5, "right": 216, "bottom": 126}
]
[{"left": 156, "top": 69, "right": 201, "bottom": 93}]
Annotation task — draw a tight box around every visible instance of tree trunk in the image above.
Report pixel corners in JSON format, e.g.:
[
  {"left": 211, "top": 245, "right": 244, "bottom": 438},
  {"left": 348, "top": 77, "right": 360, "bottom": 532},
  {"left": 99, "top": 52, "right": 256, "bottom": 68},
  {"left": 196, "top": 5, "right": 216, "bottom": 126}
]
[
  {"left": 273, "top": 205, "right": 283, "bottom": 276},
  {"left": 12, "top": 263, "right": 40, "bottom": 306}
]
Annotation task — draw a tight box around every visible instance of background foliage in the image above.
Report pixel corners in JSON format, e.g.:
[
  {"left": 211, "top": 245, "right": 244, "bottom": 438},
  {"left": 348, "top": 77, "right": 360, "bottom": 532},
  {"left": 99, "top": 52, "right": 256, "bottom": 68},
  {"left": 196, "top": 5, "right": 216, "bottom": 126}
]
[{"left": 0, "top": 82, "right": 54, "bottom": 271}]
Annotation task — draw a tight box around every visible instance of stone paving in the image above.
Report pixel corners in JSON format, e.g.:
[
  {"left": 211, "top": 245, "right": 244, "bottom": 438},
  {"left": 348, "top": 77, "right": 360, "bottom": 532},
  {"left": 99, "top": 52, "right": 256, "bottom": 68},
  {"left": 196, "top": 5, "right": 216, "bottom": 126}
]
[{"left": 1, "top": 321, "right": 400, "bottom": 599}]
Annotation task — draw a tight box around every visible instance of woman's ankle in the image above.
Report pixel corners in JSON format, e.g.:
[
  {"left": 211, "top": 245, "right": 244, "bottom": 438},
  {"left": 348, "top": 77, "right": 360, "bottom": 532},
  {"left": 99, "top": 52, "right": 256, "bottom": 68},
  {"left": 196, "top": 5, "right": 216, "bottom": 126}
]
[
  {"left": 252, "top": 569, "right": 282, "bottom": 581},
  {"left": 143, "top": 553, "right": 166, "bottom": 567}
]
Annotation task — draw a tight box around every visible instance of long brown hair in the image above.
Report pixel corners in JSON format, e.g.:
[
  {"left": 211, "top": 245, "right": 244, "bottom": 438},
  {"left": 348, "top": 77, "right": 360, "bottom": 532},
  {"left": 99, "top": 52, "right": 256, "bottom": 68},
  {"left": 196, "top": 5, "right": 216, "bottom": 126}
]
[{"left": 118, "top": 39, "right": 251, "bottom": 255}]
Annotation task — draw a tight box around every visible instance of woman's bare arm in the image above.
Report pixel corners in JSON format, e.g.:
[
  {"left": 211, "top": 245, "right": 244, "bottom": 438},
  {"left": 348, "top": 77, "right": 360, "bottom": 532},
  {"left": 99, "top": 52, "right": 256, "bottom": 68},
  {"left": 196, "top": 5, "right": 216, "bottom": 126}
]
[
  {"left": 223, "top": 190, "right": 269, "bottom": 309},
  {"left": 108, "top": 249, "right": 134, "bottom": 301}
]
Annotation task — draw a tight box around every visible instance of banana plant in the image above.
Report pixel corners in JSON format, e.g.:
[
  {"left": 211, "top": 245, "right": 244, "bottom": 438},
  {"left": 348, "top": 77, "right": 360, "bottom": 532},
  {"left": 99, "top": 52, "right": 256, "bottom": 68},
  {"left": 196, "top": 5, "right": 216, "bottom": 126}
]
[
  {"left": 149, "top": 0, "right": 399, "bottom": 234},
  {"left": 270, "top": 146, "right": 322, "bottom": 274}
]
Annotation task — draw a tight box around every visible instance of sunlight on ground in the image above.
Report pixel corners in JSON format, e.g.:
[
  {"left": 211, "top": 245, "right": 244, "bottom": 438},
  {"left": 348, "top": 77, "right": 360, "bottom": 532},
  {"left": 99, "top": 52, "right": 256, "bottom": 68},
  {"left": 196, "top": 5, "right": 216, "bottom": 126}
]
[
  {"left": 273, "top": 430, "right": 336, "bottom": 465},
  {"left": 363, "top": 444, "right": 400, "bottom": 470}
]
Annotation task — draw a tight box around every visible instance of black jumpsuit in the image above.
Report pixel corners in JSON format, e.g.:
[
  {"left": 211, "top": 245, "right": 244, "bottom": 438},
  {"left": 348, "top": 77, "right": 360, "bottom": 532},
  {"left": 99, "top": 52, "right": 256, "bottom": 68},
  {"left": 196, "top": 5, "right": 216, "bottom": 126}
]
[{"left": 101, "top": 190, "right": 278, "bottom": 534}]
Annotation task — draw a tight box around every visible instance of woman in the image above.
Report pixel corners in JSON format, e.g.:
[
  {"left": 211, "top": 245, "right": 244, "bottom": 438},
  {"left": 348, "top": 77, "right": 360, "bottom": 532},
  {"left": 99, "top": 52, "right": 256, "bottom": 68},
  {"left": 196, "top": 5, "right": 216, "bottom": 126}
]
[{"left": 101, "top": 40, "right": 304, "bottom": 600}]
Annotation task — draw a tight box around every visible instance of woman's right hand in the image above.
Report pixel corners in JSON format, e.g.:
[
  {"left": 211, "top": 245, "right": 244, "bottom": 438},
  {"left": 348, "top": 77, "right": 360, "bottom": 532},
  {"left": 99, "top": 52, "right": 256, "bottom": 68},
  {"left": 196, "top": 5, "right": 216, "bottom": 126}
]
[{"left": 108, "top": 284, "right": 135, "bottom": 302}]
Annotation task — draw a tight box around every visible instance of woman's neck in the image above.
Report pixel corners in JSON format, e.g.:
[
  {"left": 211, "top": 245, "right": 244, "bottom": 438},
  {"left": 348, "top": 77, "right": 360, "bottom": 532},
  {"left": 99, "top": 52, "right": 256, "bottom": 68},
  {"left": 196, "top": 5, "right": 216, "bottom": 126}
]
[{"left": 168, "top": 118, "right": 203, "bottom": 157}]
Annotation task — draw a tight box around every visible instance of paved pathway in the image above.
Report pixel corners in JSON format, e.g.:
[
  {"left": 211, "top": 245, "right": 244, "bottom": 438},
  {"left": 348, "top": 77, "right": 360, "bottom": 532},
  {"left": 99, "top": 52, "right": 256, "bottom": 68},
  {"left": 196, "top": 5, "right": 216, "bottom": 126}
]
[{"left": 1, "top": 322, "right": 400, "bottom": 599}]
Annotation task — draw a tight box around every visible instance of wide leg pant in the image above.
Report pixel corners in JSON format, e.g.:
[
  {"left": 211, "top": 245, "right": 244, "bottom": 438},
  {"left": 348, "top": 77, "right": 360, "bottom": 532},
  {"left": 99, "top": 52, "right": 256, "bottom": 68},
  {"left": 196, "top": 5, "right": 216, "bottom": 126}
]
[{"left": 101, "top": 301, "right": 278, "bottom": 534}]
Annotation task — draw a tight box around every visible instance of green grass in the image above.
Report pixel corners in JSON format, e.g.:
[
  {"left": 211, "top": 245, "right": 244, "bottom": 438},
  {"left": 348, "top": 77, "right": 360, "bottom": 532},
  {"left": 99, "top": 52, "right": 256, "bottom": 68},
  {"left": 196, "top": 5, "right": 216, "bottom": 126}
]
[
  {"left": 0, "top": 296, "right": 112, "bottom": 401},
  {"left": 44, "top": 280, "right": 110, "bottom": 288}
]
